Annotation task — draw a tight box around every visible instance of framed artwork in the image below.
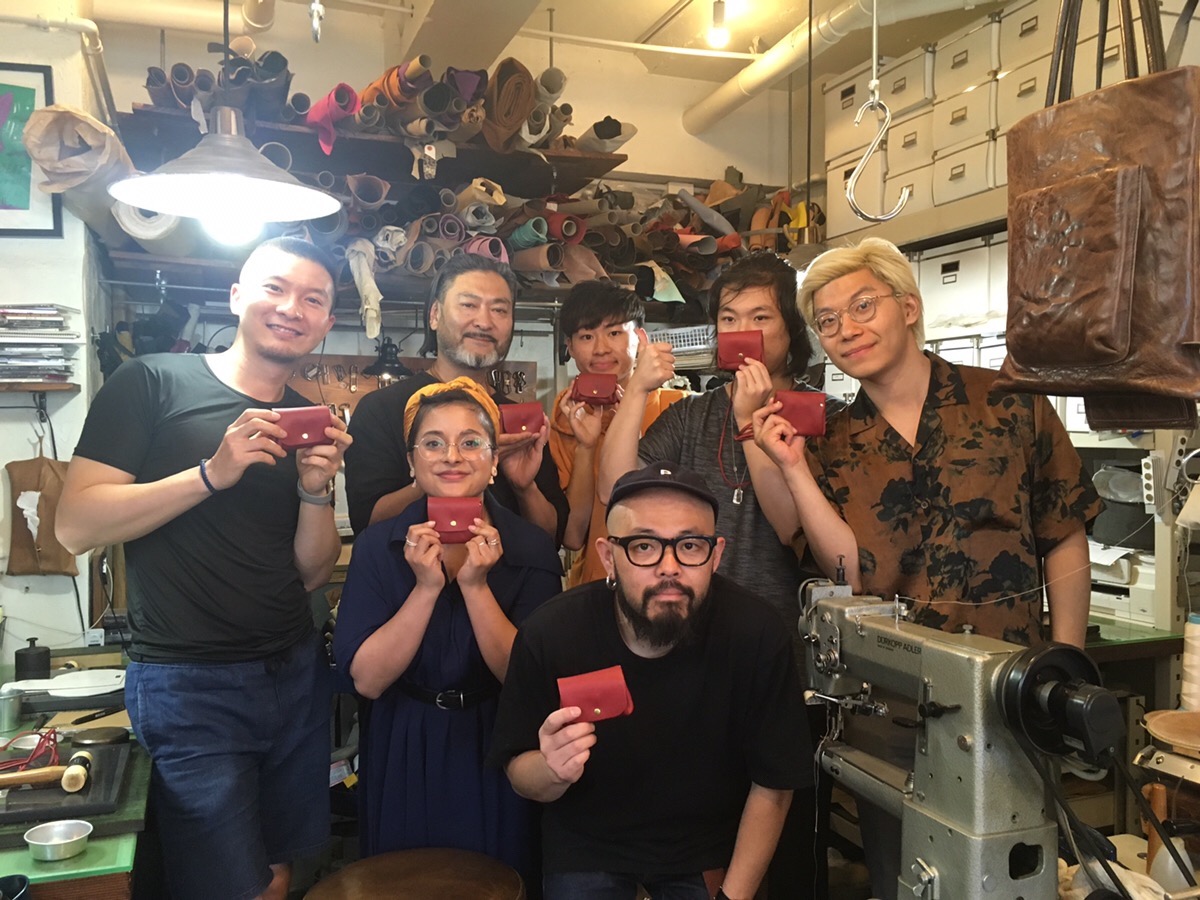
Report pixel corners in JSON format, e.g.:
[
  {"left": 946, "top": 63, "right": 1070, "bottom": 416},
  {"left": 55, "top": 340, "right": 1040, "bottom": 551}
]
[{"left": 0, "top": 63, "right": 61, "bottom": 238}]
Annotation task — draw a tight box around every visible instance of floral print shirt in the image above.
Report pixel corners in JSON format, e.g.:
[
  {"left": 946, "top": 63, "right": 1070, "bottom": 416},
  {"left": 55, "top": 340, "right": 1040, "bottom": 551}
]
[{"left": 799, "top": 353, "right": 1101, "bottom": 646}]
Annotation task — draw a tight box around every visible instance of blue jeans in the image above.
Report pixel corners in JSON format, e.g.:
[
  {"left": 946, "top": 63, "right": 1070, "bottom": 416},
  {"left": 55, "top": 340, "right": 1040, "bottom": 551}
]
[
  {"left": 126, "top": 633, "right": 331, "bottom": 900},
  {"left": 544, "top": 871, "right": 709, "bottom": 900}
]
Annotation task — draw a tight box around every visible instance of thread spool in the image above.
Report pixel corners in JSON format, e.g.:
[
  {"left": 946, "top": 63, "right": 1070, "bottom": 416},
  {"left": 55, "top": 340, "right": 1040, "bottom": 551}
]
[
  {"left": 61, "top": 751, "right": 92, "bottom": 794},
  {"left": 1182, "top": 613, "right": 1200, "bottom": 710}
]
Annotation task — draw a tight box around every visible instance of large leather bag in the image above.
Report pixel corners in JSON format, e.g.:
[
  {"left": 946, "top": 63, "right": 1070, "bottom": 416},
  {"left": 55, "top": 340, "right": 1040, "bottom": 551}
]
[{"left": 996, "top": 0, "right": 1200, "bottom": 428}]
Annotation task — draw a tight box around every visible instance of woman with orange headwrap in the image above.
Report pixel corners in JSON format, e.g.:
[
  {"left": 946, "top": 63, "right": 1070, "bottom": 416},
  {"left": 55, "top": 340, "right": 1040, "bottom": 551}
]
[{"left": 333, "top": 378, "right": 561, "bottom": 878}]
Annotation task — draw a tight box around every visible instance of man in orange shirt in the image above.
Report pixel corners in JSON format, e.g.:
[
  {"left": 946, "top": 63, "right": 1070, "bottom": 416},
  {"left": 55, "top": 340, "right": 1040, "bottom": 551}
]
[{"left": 549, "top": 282, "right": 685, "bottom": 587}]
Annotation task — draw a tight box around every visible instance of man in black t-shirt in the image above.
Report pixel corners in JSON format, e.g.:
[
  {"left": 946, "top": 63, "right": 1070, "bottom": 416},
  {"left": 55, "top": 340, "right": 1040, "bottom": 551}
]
[
  {"left": 58, "top": 238, "right": 350, "bottom": 900},
  {"left": 344, "top": 253, "right": 567, "bottom": 542},
  {"left": 489, "top": 463, "right": 809, "bottom": 900}
]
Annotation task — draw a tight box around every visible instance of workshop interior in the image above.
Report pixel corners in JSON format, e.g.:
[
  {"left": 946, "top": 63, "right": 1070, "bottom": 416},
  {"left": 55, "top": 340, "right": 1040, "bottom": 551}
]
[{"left": 3, "top": 0, "right": 1200, "bottom": 897}]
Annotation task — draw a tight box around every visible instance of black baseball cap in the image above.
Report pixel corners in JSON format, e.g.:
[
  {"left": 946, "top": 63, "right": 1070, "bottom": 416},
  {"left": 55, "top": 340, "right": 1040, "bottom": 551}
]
[{"left": 606, "top": 462, "right": 719, "bottom": 521}]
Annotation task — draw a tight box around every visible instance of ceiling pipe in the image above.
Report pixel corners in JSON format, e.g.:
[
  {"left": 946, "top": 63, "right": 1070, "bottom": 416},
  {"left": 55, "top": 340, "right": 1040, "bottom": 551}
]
[
  {"left": 0, "top": 13, "right": 119, "bottom": 132},
  {"left": 682, "top": 0, "right": 983, "bottom": 134},
  {"left": 92, "top": 0, "right": 276, "bottom": 35}
]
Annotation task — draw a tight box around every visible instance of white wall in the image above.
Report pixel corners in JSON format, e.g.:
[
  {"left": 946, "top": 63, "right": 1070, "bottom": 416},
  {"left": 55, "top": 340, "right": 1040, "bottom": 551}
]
[
  {"left": 499, "top": 34, "right": 790, "bottom": 185},
  {"left": 0, "top": 20, "right": 98, "bottom": 662}
]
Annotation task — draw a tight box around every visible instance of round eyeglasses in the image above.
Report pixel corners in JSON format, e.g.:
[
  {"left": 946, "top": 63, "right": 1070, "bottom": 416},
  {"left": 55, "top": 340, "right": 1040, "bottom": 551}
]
[
  {"left": 606, "top": 534, "right": 718, "bottom": 567},
  {"left": 413, "top": 436, "right": 493, "bottom": 461},
  {"left": 813, "top": 292, "right": 904, "bottom": 337}
]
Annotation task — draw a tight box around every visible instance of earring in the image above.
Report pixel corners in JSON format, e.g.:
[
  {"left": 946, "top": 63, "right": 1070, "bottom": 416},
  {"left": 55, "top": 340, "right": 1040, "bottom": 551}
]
[{"left": 604, "top": 574, "right": 617, "bottom": 590}]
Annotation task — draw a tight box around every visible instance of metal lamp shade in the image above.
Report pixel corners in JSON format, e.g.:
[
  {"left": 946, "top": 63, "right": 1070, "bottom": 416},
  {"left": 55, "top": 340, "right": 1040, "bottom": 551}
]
[{"left": 108, "top": 107, "right": 340, "bottom": 222}]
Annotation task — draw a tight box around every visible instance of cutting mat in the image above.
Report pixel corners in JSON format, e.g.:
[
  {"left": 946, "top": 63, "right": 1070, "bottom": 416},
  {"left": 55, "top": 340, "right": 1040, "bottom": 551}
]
[{"left": 0, "top": 743, "right": 130, "bottom": 825}]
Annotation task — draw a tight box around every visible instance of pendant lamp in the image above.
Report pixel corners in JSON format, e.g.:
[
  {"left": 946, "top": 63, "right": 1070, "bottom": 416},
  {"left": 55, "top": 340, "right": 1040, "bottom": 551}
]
[
  {"left": 108, "top": 106, "right": 340, "bottom": 223},
  {"left": 363, "top": 335, "right": 412, "bottom": 387}
]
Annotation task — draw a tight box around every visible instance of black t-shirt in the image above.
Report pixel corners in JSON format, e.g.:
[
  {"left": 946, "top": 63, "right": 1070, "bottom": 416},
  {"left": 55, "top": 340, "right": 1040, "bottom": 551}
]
[
  {"left": 73, "top": 354, "right": 316, "bottom": 662},
  {"left": 488, "top": 574, "right": 811, "bottom": 875},
  {"left": 344, "top": 371, "right": 569, "bottom": 543}
]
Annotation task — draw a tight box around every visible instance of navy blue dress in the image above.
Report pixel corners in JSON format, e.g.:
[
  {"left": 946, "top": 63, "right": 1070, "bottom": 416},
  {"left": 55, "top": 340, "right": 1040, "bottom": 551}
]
[{"left": 333, "top": 495, "right": 562, "bottom": 877}]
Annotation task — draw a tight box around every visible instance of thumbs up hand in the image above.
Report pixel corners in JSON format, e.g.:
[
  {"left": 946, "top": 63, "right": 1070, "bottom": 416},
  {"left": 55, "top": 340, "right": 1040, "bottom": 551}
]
[{"left": 628, "top": 327, "right": 676, "bottom": 396}]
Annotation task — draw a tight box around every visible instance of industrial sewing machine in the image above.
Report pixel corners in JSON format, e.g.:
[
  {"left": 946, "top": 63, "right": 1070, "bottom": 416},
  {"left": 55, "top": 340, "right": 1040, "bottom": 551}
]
[{"left": 800, "top": 582, "right": 1156, "bottom": 900}]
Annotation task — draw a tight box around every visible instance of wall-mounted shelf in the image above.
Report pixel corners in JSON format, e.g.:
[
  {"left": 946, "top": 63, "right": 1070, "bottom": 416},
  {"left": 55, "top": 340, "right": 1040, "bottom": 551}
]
[
  {"left": 117, "top": 105, "right": 628, "bottom": 199},
  {"left": 0, "top": 383, "right": 79, "bottom": 393}
]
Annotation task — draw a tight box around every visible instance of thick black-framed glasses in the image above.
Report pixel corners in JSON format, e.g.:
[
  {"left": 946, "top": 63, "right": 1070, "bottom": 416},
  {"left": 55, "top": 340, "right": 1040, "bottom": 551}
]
[{"left": 606, "top": 534, "right": 718, "bottom": 567}]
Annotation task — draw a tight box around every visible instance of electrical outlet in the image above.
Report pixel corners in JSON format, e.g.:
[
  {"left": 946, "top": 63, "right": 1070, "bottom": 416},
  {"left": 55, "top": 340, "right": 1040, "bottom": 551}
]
[{"left": 84, "top": 629, "right": 104, "bottom": 647}]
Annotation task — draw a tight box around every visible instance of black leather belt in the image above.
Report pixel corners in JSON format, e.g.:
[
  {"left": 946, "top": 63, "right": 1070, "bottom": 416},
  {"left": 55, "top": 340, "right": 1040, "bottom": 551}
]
[{"left": 397, "top": 681, "right": 498, "bottom": 710}]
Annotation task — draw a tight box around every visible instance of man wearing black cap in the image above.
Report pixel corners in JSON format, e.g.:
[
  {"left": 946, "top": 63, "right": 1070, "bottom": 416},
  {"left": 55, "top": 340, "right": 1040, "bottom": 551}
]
[{"left": 489, "top": 463, "right": 810, "bottom": 900}]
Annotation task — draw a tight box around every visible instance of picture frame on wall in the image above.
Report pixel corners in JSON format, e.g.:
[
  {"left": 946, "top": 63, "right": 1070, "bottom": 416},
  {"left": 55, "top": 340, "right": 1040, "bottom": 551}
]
[{"left": 0, "top": 63, "right": 61, "bottom": 238}]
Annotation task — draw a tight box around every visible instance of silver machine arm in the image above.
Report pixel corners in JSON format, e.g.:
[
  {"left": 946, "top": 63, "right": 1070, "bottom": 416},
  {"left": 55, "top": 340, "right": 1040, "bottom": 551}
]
[{"left": 803, "top": 585, "right": 1125, "bottom": 900}]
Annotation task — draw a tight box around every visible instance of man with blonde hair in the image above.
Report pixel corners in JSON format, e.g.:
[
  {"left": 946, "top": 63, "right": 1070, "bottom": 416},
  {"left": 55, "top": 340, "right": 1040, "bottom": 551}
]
[{"left": 752, "top": 236, "right": 1100, "bottom": 899}]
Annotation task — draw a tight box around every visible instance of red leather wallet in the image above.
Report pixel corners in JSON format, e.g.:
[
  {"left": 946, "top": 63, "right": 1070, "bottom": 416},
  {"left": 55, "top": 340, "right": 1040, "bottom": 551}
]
[
  {"left": 775, "top": 390, "right": 827, "bottom": 437},
  {"left": 557, "top": 665, "right": 634, "bottom": 722},
  {"left": 716, "top": 330, "right": 764, "bottom": 371},
  {"left": 569, "top": 373, "right": 619, "bottom": 405},
  {"left": 499, "top": 402, "right": 545, "bottom": 435},
  {"left": 273, "top": 406, "right": 335, "bottom": 450},
  {"left": 427, "top": 496, "right": 483, "bottom": 543},
  {"left": 735, "top": 390, "right": 827, "bottom": 441}
]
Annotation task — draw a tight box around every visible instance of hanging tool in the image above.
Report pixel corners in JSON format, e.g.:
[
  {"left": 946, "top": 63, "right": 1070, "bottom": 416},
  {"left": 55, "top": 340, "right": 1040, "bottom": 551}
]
[{"left": 846, "top": 0, "right": 911, "bottom": 223}]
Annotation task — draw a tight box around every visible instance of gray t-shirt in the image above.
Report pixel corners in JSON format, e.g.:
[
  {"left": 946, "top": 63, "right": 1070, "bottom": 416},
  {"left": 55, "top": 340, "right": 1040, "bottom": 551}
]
[{"left": 637, "top": 388, "right": 803, "bottom": 635}]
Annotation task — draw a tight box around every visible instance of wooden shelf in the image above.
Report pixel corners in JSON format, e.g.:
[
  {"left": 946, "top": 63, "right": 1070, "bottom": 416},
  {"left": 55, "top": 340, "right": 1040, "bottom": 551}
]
[
  {"left": 117, "top": 105, "right": 627, "bottom": 198},
  {"left": 0, "top": 382, "right": 79, "bottom": 393}
]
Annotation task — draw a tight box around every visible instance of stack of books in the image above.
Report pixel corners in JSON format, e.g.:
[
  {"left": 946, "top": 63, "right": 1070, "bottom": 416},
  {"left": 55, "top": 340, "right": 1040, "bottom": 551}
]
[{"left": 0, "top": 305, "right": 78, "bottom": 383}]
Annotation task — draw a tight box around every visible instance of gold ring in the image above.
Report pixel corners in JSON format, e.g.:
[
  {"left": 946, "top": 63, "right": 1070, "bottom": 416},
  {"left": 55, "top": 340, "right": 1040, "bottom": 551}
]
[
  {"left": 488, "top": 539, "right": 499, "bottom": 546},
  {"left": 404, "top": 539, "right": 416, "bottom": 547}
]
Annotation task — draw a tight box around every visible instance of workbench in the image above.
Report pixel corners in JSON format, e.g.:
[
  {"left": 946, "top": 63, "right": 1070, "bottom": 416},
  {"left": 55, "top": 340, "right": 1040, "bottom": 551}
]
[{"left": 0, "top": 728, "right": 149, "bottom": 900}]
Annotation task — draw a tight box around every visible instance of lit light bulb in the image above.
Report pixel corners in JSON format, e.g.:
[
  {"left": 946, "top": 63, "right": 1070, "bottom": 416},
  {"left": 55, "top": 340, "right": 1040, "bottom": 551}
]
[
  {"left": 708, "top": 0, "right": 730, "bottom": 48},
  {"left": 707, "top": 26, "right": 731, "bottom": 48},
  {"left": 203, "top": 215, "right": 263, "bottom": 246}
]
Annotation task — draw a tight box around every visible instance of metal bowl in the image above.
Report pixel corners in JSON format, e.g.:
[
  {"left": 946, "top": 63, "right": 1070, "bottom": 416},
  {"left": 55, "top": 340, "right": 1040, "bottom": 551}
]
[{"left": 23, "top": 819, "right": 92, "bottom": 861}]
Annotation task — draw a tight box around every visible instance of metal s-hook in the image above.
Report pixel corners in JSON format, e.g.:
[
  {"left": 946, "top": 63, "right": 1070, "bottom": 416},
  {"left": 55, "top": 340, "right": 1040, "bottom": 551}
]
[
  {"left": 310, "top": 0, "right": 325, "bottom": 42},
  {"left": 845, "top": 98, "right": 911, "bottom": 223},
  {"left": 845, "top": 0, "right": 911, "bottom": 224}
]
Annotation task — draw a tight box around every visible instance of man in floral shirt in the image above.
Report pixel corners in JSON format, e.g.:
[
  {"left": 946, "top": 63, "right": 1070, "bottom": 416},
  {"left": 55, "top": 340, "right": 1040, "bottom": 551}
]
[{"left": 757, "top": 237, "right": 1100, "bottom": 647}]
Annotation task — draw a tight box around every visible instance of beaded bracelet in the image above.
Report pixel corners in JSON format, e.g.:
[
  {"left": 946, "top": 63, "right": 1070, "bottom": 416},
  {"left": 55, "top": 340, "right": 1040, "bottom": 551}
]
[{"left": 198, "top": 458, "right": 220, "bottom": 495}]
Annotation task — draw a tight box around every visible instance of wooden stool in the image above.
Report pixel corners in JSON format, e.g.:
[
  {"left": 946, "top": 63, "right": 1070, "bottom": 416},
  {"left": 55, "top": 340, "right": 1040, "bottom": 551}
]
[{"left": 304, "top": 847, "right": 525, "bottom": 900}]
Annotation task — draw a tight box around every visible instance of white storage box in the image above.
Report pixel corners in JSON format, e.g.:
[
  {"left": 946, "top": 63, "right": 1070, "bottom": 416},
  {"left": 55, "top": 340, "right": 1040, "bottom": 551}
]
[
  {"left": 1000, "top": 0, "right": 1068, "bottom": 69},
  {"left": 988, "top": 237, "right": 1009, "bottom": 317},
  {"left": 1071, "top": 28, "right": 1130, "bottom": 96},
  {"left": 886, "top": 109, "right": 934, "bottom": 177},
  {"left": 824, "top": 49, "right": 935, "bottom": 163},
  {"left": 885, "top": 165, "right": 934, "bottom": 219},
  {"left": 996, "top": 54, "right": 1052, "bottom": 134},
  {"left": 934, "top": 336, "right": 979, "bottom": 368},
  {"left": 1063, "top": 396, "right": 1089, "bottom": 432},
  {"left": 979, "top": 335, "right": 1008, "bottom": 371},
  {"left": 934, "top": 17, "right": 1001, "bottom": 98},
  {"left": 920, "top": 242, "right": 991, "bottom": 328},
  {"left": 932, "top": 137, "right": 995, "bottom": 205},
  {"left": 823, "top": 61, "right": 876, "bottom": 163},
  {"left": 825, "top": 147, "right": 884, "bottom": 238},
  {"left": 878, "top": 48, "right": 936, "bottom": 118},
  {"left": 931, "top": 79, "right": 997, "bottom": 152},
  {"left": 823, "top": 362, "right": 860, "bottom": 406}
]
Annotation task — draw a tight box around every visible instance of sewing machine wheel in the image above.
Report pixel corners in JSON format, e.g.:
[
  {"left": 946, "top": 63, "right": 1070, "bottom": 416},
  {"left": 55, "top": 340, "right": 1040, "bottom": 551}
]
[{"left": 996, "top": 643, "right": 1103, "bottom": 755}]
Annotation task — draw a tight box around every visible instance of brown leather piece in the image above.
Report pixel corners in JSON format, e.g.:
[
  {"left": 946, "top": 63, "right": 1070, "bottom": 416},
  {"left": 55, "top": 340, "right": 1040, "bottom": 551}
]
[
  {"left": 998, "top": 66, "right": 1200, "bottom": 403},
  {"left": 1083, "top": 393, "right": 1198, "bottom": 430},
  {"left": 303, "top": 847, "right": 524, "bottom": 899}
]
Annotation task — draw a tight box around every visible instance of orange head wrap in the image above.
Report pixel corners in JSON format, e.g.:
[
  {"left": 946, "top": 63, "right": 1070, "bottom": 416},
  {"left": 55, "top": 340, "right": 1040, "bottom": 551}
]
[{"left": 402, "top": 376, "right": 501, "bottom": 444}]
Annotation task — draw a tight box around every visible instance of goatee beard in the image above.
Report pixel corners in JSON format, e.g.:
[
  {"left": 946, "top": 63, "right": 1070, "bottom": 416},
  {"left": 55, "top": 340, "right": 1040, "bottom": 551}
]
[{"left": 614, "top": 579, "right": 707, "bottom": 649}]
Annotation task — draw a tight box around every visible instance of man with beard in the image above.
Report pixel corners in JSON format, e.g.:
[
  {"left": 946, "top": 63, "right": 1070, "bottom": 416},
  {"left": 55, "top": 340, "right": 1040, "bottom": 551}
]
[
  {"left": 345, "top": 253, "right": 566, "bottom": 542},
  {"left": 489, "top": 463, "right": 810, "bottom": 900},
  {"left": 57, "top": 237, "right": 349, "bottom": 900}
]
